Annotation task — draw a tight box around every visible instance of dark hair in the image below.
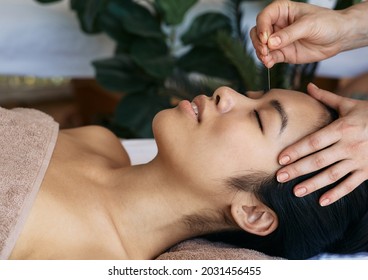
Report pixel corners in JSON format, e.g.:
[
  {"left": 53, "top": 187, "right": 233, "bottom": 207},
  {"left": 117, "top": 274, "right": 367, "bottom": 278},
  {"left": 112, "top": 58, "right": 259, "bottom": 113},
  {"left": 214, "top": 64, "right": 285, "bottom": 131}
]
[
  {"left": 204, "top": 172, "right": 368, "bottom": 259},
  {"left": 205, "top": 101, "right": 368, "bottom": 259}
]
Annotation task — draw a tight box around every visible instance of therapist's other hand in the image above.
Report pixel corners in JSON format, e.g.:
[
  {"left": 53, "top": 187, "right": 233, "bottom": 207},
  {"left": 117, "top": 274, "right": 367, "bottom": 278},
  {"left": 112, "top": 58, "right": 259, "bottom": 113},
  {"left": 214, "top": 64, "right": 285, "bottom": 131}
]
[
  {"left": 277, "top": 83, "right": 368, "bottom": 206},
  {"left": 250, "top": 0, "right": 349, "bottom": 68}
]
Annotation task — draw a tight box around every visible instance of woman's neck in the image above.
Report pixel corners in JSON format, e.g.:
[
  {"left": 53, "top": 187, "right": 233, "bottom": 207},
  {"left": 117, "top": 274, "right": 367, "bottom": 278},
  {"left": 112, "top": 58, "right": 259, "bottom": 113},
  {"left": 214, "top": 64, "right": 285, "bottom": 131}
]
[{"left": 106, "top": 157, "right": 233, "bottom": 259}]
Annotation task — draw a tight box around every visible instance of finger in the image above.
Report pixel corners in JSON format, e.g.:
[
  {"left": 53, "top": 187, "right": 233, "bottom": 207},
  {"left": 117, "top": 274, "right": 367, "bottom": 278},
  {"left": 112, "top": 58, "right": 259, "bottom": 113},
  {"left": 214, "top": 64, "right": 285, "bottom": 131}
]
[
  {"left": 267, "top": 49, "right": 286, "bottom": 66},
  {"left": 267, "top": 19, "right": 313, "bottom": 51},
  {"left": 291, "top": 159, "right": 354, "bottom": 197},
  {"left": 307, "top": 83, "right": 351, "bottom": 111},
  {"left": 278, "top": 120, "right": 342, "bottom": 166},
  {"left": 277, "top": 142, "right": 346, "bottom": 182},
  {"left": 255, "top": 6, "right": 275, "bottom": 45},
  {"left": 318, "top": 170, "right": 367, "bottom": 206},
  {"left": 250, "top": 27, "right": 269, "bottom": 57},
  {"left": 259, "top": 52, "right": 273, "bottom": 66},
  {"left": 256, "top": 0, "right": 297, "bottom": 44},
  {"left": 259, "top": 49, "right": 287, "bottom": 68},
  {"left": 254, "top": 49, "right": 264, "bottom": 64}
]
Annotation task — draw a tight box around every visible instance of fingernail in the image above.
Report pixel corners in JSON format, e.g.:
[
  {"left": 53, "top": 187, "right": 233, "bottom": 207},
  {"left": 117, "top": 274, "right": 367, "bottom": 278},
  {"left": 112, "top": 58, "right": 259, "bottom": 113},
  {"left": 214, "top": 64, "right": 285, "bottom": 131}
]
[
  {"left": 279, "top": 155, "right": 290, "bottom": 165},
  {"left": 310, "top": 82, "right": 319, "bottom": 89},
  {"left": 262, "top": 32, "right": 269, "bottom": 44},
  {"left": 277, "top": 172, "right": 289, "bottom": 182},
  {"left": 320, "top": 198, "right": 330, "bottom": 207},
  {"left": 269, "top": 36, "right": 281, "bottom": 47},
  {"left": 295, "top": 187, "right": 307, "bottom": 197}
]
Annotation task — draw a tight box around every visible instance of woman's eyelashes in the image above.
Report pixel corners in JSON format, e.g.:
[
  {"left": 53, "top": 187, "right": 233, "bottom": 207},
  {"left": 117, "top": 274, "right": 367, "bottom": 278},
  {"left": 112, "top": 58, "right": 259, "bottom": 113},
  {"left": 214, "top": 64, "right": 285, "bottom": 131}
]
[{"left": 254, "top": 110, "right": 264, "bottom": 132}]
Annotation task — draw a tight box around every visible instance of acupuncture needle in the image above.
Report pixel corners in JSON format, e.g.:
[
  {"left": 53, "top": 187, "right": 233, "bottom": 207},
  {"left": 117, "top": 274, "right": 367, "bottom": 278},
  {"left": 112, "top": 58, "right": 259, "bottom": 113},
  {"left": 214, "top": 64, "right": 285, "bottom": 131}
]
[{"left": 267, "top": 47, "right": 271, "bottom": 91}]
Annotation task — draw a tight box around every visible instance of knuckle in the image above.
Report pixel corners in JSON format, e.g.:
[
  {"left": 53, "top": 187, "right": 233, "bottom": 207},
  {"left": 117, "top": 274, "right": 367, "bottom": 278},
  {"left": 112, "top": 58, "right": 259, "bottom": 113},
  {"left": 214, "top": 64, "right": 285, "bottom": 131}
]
[
  {"left": 287, "top": 165, "right": 301, "bottom": 178},
  {"left": 308, "top": 135, "right": 321, "bottom": 150},
  {"left": 313, "top": 155, "right": 326, "bottom": 169},
  {"left": 327, "top": 168, "right": 341, "bottom": 183},
  {"left": 306, "top": 180, "right": 319, "bottom": 193}
]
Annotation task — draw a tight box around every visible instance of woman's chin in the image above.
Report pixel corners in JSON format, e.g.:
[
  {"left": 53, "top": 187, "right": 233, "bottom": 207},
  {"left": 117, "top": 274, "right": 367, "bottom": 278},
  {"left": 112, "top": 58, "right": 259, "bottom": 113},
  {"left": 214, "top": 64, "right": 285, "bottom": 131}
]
[
  {"left": 152, "top": 109, "right": 169, "bottom": 138},
  {"left": 152, "top": 109, "right": 178, "bottom": 148}
]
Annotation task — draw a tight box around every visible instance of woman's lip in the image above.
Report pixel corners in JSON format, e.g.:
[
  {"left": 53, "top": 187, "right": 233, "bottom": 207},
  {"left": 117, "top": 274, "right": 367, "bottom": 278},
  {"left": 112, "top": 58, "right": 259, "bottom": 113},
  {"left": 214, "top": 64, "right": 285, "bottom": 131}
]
[
  {"left": 192, "top": 95, "right": 205, "bottom": 122},
  {"left": 178, "top": 100, "right": 198, "bottom": 122}
]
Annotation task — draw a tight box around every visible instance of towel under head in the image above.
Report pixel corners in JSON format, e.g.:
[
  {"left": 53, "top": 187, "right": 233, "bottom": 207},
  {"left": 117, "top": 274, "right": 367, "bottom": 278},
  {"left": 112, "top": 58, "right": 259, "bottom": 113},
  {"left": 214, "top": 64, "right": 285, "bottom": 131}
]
[{"left": 0, "top": 107, "right": 59, "bottom": 259}]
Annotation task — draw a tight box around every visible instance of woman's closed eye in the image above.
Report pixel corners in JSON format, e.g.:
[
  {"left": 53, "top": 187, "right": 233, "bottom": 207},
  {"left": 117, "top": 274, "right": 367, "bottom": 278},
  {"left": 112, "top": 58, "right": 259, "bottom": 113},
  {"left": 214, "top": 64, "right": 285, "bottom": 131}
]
[{"left": 254, "top": 110, "right": 264, "bottom": 132}]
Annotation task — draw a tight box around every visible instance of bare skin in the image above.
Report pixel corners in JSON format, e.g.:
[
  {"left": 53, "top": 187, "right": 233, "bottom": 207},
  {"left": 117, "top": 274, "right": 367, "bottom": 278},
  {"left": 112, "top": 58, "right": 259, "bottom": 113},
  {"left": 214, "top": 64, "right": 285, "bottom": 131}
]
[
  {"left": 250, "top": 0, "right": 368, "bottom": 68},
  {"left": 8, "top": 88, "right": 330, "bottom": 260},
  {"left": 10, "top": 126, "right": 226, "bottom": 260},
  {"left": 250, "top": 0, "right": 368, "bottom": 205},
  {"left": 9, "top": 126, "right": 133, "bottom": 259}
]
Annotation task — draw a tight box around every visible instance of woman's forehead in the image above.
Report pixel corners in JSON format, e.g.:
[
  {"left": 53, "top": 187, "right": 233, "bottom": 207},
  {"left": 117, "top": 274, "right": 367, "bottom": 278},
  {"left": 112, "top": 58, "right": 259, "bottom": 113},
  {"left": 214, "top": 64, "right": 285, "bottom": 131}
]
[
  {"left": 262, "top": 89, "right": 320, "bottom": 107},
  {"left": 264, "top": 89, "right": 306, "bottom": 99},
  {"left": 264, "top": 89, "right": 327, "bottom": 134}
]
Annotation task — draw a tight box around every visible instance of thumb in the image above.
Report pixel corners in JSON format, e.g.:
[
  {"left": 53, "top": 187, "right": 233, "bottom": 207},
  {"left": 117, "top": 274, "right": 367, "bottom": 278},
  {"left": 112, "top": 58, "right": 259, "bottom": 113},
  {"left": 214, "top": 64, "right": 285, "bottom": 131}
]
[
  {"left": 267, "top": 20, "right": 309, "bottom": 50},
  {"left": 307, "top": 83, "right": 356, "bottom": 113},
  {"left": 307, "top": 83, "right": 345, "bottom": 110}
]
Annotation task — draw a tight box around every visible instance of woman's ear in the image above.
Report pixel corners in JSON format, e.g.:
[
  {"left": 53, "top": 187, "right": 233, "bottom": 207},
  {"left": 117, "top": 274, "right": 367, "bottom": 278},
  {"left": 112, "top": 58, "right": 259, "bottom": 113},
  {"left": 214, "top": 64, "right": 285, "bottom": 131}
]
[{"left": 230, "top": 200, "right": 278, "bottom": 236}]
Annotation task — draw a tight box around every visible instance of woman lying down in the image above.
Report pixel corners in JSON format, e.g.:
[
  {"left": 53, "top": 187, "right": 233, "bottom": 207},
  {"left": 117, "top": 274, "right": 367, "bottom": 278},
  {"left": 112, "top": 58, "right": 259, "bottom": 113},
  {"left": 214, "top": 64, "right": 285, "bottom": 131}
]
[{"left": 1, "top": 86, "right": 368, "bottom": 260}]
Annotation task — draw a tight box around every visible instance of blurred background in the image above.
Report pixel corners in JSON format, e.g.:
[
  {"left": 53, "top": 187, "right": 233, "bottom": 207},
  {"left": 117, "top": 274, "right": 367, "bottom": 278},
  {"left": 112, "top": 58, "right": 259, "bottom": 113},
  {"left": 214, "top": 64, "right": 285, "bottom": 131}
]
[{"left": 1, "top": 0, "right": 367, "bottom": 138}]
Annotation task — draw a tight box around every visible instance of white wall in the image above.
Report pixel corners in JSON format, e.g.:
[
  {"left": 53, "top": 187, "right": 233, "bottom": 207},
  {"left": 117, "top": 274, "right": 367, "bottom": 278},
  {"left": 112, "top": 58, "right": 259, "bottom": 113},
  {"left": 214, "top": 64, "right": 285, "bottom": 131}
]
[{"left": 0, "top": 0, "right": 115, "bottom": 77}]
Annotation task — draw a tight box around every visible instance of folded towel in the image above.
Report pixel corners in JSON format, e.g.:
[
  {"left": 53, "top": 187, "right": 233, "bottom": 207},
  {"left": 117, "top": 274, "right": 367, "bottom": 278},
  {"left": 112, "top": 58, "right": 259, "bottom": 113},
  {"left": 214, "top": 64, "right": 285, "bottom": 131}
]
[
  {"left": 0, "top": 107, "right": 59, "bottom": 259},
  {"left": 156, "top": 238, "right": 283, "bottom": 260}
]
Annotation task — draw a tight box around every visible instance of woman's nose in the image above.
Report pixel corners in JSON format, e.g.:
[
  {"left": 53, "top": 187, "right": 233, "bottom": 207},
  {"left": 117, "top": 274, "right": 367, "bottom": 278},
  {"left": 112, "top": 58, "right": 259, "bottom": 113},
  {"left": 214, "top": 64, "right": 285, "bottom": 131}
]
[{"left": 213, "top": 87, "right": 236, "bottom": 114}]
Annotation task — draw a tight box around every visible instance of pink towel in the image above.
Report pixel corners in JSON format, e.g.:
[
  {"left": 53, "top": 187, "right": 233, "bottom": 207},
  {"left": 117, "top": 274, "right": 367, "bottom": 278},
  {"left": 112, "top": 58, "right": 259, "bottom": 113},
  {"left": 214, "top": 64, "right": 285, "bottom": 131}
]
[{"left": 0, "top": 107, "right": 58, "bottom": 259}]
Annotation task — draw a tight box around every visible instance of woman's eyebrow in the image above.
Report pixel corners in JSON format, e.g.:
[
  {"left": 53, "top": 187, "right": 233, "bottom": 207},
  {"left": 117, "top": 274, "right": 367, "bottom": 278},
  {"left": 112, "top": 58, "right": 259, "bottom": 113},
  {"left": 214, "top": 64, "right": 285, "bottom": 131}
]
[{"left": 270, "top": 99, "right": 288, "bottom": 134}]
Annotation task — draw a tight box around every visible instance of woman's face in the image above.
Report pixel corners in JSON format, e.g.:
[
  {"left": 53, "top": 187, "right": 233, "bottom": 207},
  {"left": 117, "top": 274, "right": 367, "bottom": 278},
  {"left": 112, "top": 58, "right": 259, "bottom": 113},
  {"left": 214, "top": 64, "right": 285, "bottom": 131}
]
[{"left": 153, "top": 87, "right": 329, "bottom": 188}]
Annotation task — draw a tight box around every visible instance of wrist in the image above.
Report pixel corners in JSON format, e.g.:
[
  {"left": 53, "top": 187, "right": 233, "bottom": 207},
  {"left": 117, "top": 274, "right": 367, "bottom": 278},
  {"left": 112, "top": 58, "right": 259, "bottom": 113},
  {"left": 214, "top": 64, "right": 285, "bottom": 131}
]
[{"left": 340, "top": 2, "right": 368, "bottom": 52}]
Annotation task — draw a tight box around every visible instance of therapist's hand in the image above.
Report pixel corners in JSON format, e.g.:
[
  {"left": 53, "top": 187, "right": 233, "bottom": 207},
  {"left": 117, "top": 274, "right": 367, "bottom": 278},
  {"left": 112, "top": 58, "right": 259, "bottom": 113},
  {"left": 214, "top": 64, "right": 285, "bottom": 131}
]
[
  {"left": 250, "top": 0, "right": 351, "bottom": 68},
  {"left": 277, "top": 83, "right": 368, "bottom": 206}
]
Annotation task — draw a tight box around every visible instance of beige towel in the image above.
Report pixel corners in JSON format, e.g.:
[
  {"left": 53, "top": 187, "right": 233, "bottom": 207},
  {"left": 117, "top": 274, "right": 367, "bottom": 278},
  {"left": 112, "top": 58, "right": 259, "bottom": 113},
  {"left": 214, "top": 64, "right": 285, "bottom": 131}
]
[
  {"left": 156, "top": 238, "right": 284, "bottom": 260},
  {"left": 0, "top": 107, "right": 59, "bottom": 259}
]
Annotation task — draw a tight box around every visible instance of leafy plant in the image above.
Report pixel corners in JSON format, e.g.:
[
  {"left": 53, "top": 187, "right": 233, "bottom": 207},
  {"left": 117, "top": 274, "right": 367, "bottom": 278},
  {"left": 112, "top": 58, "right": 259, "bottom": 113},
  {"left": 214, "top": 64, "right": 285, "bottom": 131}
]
[{"left": 34, "top": 0, "right": 348, "bottom": 138}]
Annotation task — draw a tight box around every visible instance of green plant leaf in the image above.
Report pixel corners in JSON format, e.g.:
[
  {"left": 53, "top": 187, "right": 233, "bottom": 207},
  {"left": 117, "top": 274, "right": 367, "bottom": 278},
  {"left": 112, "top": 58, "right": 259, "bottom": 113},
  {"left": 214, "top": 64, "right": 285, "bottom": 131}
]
[
  {"left": 70, "top": 0, "right": 109, "bottom": 33},
  {"left": 114, "top": 90, "right": 172, "bottom": 138},
  {"left": 93, "top": 55, "right": 153, "bottom": 94},
  {"left": 216, "top": 31, "right": 260, "bottom": 90},
  {"left": 98, "top": 12, "right": 134, "bottom": 51},
  {"left": 166, "top": 69, "right": 230, "bottom": 100},
  {"left": 156, "top": 0, "right": 198, "bottom": 25},
  {"left": 178, "top": 47, "right": 238, "bottom": 80},
  {"left": 181, "top": 13, "right": 232, "bottom": 45},
  {"left": 334, "top": 0, "right": 354, "bottom": 9},
  {"left": 105, "top": 0, "right": 163, "bottom": 38},
  {"left": 182, "top": 33, "right": 222, "bottom": 48},
  {"left": 130, "top": 38, "right": 174, "bottom": 80}
]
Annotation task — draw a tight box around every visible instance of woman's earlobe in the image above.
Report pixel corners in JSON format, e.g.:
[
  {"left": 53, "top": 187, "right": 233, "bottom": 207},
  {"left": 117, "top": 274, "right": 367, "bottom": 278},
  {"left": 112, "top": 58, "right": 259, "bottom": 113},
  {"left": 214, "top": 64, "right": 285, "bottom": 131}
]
[{"left": 231, "top": 204, "right": 278, "bottom": 236}]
